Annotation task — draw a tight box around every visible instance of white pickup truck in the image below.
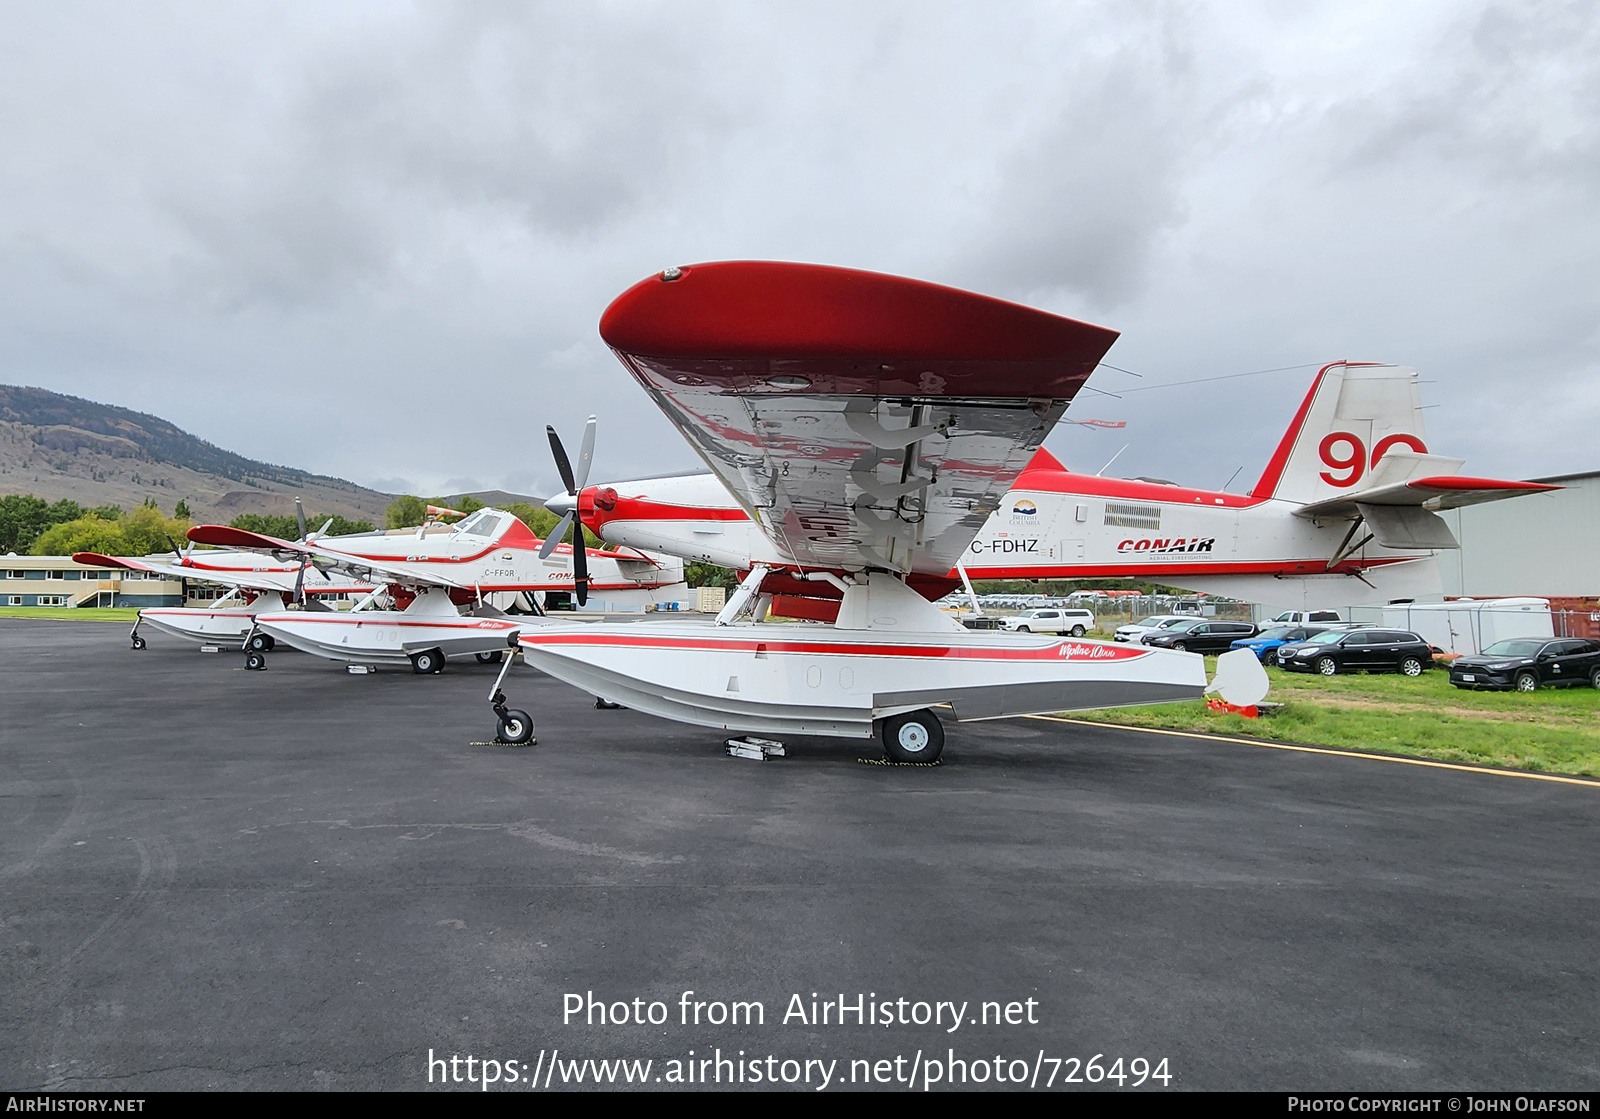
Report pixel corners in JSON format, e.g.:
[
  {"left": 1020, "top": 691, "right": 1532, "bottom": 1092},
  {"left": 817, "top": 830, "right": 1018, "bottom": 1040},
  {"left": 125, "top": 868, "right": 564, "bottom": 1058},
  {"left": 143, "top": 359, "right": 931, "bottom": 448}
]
[{"left": 1001, "top": 608, "right": 1096, "bottom": 636}]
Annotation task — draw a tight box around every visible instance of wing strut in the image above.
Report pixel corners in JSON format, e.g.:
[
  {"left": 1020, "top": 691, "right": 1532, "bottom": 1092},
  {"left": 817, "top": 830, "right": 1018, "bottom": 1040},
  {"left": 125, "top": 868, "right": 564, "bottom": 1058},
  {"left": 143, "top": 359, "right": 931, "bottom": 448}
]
[{"left": 715, "top": 564, "right": 772, "bottom": 626}]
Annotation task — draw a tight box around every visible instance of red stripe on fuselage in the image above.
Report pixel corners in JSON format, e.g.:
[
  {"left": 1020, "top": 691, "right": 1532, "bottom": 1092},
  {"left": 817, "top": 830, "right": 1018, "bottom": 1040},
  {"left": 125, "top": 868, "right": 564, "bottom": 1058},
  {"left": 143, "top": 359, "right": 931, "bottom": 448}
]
[
  {"left": 519, "top": 631, "right": 1150, "bottom": 662},
  {"left": 956, "top": 557, "right": 1418, "bottom": 580}
]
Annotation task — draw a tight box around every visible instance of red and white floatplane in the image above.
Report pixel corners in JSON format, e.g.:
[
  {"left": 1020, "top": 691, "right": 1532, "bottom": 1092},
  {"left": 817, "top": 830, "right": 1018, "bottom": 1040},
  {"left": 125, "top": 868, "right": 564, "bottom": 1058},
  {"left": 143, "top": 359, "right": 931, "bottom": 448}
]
[
  {"left": 75, "top": 536, "right": 377, "bottom": 652},
  {"left": 485, "top": 261, "right": 1209, "bottom": 760},
  {"left": 186, "top": 506, "right": 686, "bottom": 672}
]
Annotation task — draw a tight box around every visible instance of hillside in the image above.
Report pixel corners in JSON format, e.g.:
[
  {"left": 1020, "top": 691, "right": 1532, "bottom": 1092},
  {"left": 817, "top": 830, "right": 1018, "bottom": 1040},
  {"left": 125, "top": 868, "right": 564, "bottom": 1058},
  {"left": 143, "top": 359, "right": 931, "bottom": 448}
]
[{"left": 0, "top": 385, "right": 394, "bottom": 523}]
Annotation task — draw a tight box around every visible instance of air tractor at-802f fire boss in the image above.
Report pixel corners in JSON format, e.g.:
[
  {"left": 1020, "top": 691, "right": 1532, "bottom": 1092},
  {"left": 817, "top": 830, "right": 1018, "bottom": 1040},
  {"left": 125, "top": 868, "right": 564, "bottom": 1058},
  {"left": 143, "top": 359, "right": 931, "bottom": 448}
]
[{"left": 561, "top": 359, "right": 1554, "bottom": 619}]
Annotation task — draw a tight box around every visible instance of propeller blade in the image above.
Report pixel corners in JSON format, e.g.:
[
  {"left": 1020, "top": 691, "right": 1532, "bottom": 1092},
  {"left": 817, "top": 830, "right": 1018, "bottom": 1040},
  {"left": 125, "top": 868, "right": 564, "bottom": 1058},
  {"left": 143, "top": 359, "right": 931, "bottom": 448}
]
[
  {"left": 293, "top": 557, "right": 308, "bottom": 605},
  {"left": 572, "top": 524, "right": 589, "bottom": 607},
  {"left": 547, "top": 425, "right": 577, "bottom": 495},
  {"left": 315, "top": 518, "right": 333, "bottom": 539},
  {"left": 538, "top": 512, "right": 573, "bottom": 559},
  {"left": 164, "top": 533, "right": 183, "bottom": 561},
  {"left": 295, "top": 498, "right": 308, "bottom": 542},
  {"left": 575, "top": 415, "right": 597, "bottom": 492}
]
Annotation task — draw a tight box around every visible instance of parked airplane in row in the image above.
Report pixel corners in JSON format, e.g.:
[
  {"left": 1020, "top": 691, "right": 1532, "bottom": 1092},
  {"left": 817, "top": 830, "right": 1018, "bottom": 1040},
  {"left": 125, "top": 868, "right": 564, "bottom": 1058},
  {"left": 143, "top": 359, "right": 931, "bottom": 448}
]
[
  {"left": 82, "top": 503, "right": 683, "bottom": 670},
  {"left": 76, "top": 508, "right": 380, "bottom": 649},
  {"left": 182, "top": 505, "right": 686, "bottom": 670},
  {"left": 480, "top": 261, "right": 1201, "bottom": 756}
]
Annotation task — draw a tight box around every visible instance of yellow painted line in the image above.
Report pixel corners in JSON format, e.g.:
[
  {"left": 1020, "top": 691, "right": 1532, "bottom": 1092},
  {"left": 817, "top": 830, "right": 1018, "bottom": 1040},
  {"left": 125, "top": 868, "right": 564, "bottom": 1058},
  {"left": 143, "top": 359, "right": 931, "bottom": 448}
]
[{"left": 1024, "top": 715, "right": 1600, "bottom": 789}]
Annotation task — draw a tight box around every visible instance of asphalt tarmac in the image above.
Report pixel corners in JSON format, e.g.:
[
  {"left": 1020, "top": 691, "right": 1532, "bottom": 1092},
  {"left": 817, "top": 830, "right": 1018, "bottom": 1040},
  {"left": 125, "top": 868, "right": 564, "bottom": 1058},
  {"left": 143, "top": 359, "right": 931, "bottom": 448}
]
[{"left": 2, "top": 619, "right": 1597, "bottom": 1092}]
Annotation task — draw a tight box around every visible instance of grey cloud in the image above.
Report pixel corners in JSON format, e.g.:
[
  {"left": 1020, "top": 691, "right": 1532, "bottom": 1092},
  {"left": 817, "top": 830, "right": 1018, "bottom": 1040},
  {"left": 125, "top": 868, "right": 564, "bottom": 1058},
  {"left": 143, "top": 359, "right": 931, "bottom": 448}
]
[
  {"left": 956, "top": 6, "right": 1223, "bottom": 308},
  {"left": 0, "top": 1, "right": 1596, "bottom": 497}
]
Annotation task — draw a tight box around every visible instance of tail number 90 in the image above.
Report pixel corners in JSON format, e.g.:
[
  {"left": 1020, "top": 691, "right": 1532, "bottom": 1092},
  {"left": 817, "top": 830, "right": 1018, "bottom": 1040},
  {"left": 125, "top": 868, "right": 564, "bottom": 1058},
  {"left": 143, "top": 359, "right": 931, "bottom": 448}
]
[{"left": 1318, "top": 432, "right": 1427, "bottom": 487}]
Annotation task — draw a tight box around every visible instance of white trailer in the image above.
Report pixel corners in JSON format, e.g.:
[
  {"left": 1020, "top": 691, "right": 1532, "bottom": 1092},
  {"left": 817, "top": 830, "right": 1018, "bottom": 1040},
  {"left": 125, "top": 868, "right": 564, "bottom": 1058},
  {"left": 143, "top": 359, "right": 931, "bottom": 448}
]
[{"left": 1381, "top": 598, "right": 1553, "bottom": 656}]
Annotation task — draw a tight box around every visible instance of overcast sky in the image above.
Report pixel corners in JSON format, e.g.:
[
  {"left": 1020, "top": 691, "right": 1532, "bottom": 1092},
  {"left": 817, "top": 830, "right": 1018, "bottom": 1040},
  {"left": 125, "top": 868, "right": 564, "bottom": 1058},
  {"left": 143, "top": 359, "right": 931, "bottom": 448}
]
[{"left": 1, "top": 1, "right": 1595, "bottom": 500}]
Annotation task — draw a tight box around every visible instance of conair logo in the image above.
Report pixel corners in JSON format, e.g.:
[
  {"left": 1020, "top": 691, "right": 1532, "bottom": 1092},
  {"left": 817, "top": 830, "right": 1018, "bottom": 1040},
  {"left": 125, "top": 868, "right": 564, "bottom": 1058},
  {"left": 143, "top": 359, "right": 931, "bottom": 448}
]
[{"left": 1117, "top": 538, "right": 1215, "bottom": 553}]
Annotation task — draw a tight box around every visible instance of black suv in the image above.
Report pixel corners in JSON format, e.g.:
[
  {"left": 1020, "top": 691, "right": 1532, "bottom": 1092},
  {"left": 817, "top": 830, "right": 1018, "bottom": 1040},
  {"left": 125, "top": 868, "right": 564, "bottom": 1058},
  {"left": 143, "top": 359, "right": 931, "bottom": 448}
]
[
  {"left": 1279, "top": 628, "right": 1432, "bottom": 677},
  {"left": 1448, "top": 638, "right": 1600, "bottom": 692},
  {"left": 1141, "top": 620, "right": 1257, "bottom": 654}
]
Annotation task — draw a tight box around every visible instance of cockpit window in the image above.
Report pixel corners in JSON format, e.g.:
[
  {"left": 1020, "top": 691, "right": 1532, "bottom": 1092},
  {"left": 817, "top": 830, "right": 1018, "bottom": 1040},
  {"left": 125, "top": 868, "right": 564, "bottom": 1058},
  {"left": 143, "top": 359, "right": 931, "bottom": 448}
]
[{"left": 456, "top": 510, "right": 502, "bottom": 537}]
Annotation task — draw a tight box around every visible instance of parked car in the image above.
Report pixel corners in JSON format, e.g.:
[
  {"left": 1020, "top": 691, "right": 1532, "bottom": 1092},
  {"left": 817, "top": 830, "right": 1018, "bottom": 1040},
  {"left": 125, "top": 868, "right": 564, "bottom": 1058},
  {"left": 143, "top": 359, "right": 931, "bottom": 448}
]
[
  {"left": 1278, "top": 629, "right": 1432, "bottom": 676},
  {"left": 1270, "top": 609, "right": 1344, "bottom": 625},
  {"left": 1142, "top": 619, "right": 1257, "bottom": 653},
  {"left": 1114, "top": 615, "right": 1193, "bottom": 642},
  {"left": 1448, "top": 638, "right": 1600, "bottom": 692},
  {"left": 1137, "top": 617, "right": 1205, "bottom": 646},
  {"left": 1001, "top": 608, "right": 1095, "bottom": 636},
  {"left": 1230, "top": 625, "right": 1332, "bottom": 664}
]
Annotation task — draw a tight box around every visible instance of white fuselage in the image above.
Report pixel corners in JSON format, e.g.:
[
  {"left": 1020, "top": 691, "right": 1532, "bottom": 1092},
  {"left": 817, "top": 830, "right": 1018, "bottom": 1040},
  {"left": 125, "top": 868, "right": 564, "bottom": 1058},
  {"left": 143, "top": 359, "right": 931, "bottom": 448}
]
[
  {"left": 582, "top": 471, "right": 1441, "bottom": 607},
  {"left": 301, "top": 511, "right": 685, "bottom": 596}
]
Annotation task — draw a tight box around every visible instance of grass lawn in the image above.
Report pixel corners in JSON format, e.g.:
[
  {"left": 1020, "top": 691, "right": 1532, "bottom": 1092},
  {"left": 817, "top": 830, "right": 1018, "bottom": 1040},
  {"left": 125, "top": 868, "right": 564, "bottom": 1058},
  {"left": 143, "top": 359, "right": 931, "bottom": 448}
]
[
  {"left": 1073, "top": 659, "right": 1600, "bottom": 778},
  {"left": 0, "top": 607, "right": 142, "bottom": 623}
]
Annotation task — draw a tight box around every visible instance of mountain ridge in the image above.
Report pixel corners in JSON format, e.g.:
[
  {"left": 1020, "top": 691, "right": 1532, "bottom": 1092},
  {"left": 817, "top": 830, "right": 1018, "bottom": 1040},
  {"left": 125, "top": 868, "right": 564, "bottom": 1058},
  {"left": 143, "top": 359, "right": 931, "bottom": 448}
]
[{"left": 0, "top": 384, "right": 395, "bottom": 524}]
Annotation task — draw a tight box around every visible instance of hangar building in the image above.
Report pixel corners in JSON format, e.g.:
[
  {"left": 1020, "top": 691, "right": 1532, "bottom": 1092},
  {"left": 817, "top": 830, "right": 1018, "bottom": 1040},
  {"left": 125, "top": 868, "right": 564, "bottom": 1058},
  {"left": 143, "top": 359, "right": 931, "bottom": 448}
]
[{"left": 1437, "top": 469, "right": 1599, "bottom": 636}]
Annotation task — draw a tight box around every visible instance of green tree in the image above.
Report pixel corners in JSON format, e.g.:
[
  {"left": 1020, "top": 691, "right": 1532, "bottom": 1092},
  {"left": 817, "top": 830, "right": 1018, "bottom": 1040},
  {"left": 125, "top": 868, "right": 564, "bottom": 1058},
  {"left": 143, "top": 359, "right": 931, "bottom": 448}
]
[
  {"left": 174, "top": 499, "right": 191, "bottom": 519},
  {"left": 231, "top": 512, "right": 375, "bottom": 539},
  {"left": 1, "top": 495, "right": 85, "bottom": 552},
  {"left": 88, "top": 504, "right": 122, "bottom": 520},
  {"left": 32, "top": 514, "right": 127, "bottom": 556},
  {"left": 686, "top": 562, "right": 738, "bottom": 588},
  {"left": 385, "top": 495, "right": 427, "bottom": 529},
  {"left": 32, "top": 506, "right": 193, "bottom": 557}
]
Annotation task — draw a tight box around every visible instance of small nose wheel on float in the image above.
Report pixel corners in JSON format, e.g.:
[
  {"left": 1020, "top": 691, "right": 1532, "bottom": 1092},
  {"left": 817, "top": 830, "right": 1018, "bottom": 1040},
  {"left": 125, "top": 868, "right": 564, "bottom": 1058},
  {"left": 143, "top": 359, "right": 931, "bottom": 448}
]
[
  {"left": 129, "top": 619, "right": 146, "bottom": 650},
  {"left": 486, "top": 643, "right": 534, "bottom": 745}
]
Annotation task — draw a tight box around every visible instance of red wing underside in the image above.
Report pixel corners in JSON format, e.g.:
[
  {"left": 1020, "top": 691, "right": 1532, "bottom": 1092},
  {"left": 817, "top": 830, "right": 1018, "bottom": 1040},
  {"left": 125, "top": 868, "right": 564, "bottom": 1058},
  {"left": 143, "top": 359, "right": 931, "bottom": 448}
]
[{"left": 599, "top": 261, "right": 1119, "bottom": 575}]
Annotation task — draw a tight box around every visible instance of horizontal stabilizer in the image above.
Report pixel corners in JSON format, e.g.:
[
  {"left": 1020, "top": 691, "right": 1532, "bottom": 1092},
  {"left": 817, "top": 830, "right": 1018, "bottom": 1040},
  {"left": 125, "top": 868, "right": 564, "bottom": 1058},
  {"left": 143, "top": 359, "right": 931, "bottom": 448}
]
[
  {"left": 1295, "top": 475, "right": 1558, "bottom": 519},
  {"left": 188, "top": 525, "right": 310, "bottom": 553},
  {"left": 1356, "top": 503, "right": 1459, "bottom": 550},
  {"left": 72, "top": 551, "right": 171, "bottom": 574}
]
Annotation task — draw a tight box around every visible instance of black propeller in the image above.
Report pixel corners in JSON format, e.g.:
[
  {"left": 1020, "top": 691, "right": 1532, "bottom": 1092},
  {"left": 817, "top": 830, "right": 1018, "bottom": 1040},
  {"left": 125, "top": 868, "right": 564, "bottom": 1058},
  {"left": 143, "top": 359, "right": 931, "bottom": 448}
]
[
  {"left": 295, "top": 498, "right": 308, "bottom": 542},
  {"left": 540, "top": 417, "right": 596, "bottom": 606}
]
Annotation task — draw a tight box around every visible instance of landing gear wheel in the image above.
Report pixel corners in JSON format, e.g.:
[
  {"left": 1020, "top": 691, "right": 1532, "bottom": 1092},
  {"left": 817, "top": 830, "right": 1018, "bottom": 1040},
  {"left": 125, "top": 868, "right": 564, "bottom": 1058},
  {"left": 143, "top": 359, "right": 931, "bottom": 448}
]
[
  {"left": 410, "top": 647, "right": 445, "bottom": 675},
  {"left": 1399, "top": 656, "right": 1424, "bottom": 677},
  {"left": 248, "top": 632, "right": 274, "bottom": 653},
  {"left": 496, "top": 709, "right": 535, "bottom": 745},
  {"left": 475, "top": 650, "right": 504, "bottom": 665},
  {"left": 595, "top": 698, "right": 623, "bottom": 710},
  {"left": 881, "top": 709, "right": 945, "bottom": 764},
  {"left": 1515, "top": 671, "right": 1538, "bottom": 692},
  {"left": 1070, "top": 625, "right": 1086, "bottom": 637},
  {"left": 1317, "top": 657, "right": 1338, "bottom": 676},
  {"left": 131, "top": 635, "right": 146, "bottom": 650},
  {"left": 244, "top": 651, "right": 267, "bottom": 671}
]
